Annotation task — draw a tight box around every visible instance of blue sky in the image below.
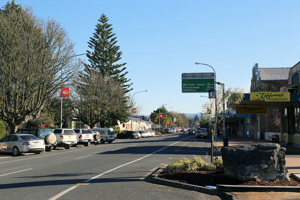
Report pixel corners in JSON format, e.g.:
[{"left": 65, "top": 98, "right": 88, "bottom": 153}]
[{"left": 3, "top": 0, "right": 300, "bottom": 115}]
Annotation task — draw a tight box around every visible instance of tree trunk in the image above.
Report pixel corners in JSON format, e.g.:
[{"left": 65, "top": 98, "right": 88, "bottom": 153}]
[{"left": 9, "top": 123, "right": 18, "bottom": 135}]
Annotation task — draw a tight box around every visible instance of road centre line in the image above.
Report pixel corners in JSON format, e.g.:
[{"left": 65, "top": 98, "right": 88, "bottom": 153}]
[
  {"left": 48, "top": 136, "right": 189, "bottom": 200},
  {"left": 175, "top": 141, "right": 189, "bottom": 151},
  {"left": 75, "top": 155, "right": 91, "bottom": 160},
  {"left": 0, "top": 168, "right": 32, "bottom": 177}
]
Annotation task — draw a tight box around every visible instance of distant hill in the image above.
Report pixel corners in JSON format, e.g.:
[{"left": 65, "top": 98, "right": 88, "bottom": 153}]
[{"left": 184, "top": 113, "right": 201, "bottom": 118}]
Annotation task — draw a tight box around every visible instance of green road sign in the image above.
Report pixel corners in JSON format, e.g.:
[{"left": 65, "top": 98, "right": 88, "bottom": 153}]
[{"left": 182, "top": 73, "right": 215, "bottom": 93}]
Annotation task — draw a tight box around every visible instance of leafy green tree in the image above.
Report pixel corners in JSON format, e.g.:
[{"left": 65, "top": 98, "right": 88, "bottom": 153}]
[
  {"left": 84, "top": 13, "right": 132, "bottom": 126},
  {"left": 0, "top": 1, "right": 78, "bottom": 133},
  {"left": 74, "top": 68, "right": 126, "bottom": 128}
]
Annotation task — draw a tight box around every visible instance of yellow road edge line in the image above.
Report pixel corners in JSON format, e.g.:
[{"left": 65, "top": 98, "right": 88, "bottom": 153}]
[{"left": 76, "top": 183, "right": 90, "bottom": 186}]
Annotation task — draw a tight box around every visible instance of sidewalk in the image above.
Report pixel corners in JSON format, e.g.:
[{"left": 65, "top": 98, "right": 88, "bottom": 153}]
[{"left": 214, "top": 136, "right": 300, "bottom": 200}]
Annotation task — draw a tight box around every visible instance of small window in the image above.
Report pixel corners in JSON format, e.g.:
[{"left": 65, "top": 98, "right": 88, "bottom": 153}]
[
  {"left": 82, "top": 129, "right": 92, "bottom": 134},
  {"left": 10, "top": 135, "right": 18, "bottom": 141},
  {"left": 20, "top": 135, "right": 39, "bottom": 140},
  {"left": 64, "top": 130, "right": 75, "bottom": 135},
  {"left": 1, "top": 136, "right": 10, "bottom": 142},
  {"left": 54, "top": 129, "right": 62, "bottom": 134}
]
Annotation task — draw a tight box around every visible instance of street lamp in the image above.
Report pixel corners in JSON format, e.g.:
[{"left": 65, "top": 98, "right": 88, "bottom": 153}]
[
  {"left": 159, "top": 104, "right": 167, "bottom": 132},
  {"left": 131, "top": 90, "right": 148, "bottom": 131},
  {"left": 217, "top": 82, "right": 227, "bottom": 146},
  {"left": 195, "top": 62, "right": 216, "bottom": 163},
  {"left": 60, "top": 53, "right": 90, "bottom": 128}
]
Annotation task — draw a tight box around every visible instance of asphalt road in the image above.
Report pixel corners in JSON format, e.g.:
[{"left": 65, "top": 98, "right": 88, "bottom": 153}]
[{"left": 0, "top": 134, "right": 221, "bottom": 200}]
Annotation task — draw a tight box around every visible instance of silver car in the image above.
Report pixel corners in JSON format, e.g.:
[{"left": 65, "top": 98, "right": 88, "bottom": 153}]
[{"left": 0, "top": 134, "right": 45, "bottom": 156}]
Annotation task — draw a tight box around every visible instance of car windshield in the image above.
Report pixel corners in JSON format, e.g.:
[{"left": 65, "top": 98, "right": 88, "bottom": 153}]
[
  {"left": 107, "top": 130, "right": 114, "bottom": 135},
  {"left": 82, "top": 129, "right": 92, "bottom": 134},
  {"left": 64, "top": 130, "right": 76, "bottom": 135},
  {"left": 54, "top": 129, "right": 62, "bottom": 134},
  {"left": 20, "top": 135, "right": 39, "bottom": 140}
]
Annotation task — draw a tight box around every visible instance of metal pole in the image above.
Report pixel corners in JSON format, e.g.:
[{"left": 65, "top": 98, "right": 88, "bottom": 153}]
[
  {"left": 159, "top": 109, "right": 160, "bottom": 132},
  {"left": 195, "top": 62, "right": 216, "bottom": 163},
  {"left": 222, "top": 84, "right": 226, "bottom": 141},
  {"left": 60, "top": 52, "right": 91, "bottom": 129},
  {"left": 131, "top": 90, "right": 147, "bottom": 131}
]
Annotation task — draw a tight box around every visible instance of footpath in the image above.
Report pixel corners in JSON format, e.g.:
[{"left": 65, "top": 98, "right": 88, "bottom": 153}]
[{"left": 214, "top": 136, "right": 300, "bottom": 200}]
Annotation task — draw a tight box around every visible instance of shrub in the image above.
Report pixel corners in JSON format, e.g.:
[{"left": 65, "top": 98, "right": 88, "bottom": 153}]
[
  {"left": 212, "top": 158, "right": 223, "bottom": 170},
  {"left": 201, "top": 163, "right": 216, "bottom": 171},
  {"left": 168, "top": 156, "right": 216, "bottom": 173}
]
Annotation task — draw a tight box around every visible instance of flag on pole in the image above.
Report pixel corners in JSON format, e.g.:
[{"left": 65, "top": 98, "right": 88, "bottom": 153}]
[{"left": 62, "top": 88, "right": 70, "bottom": 97}]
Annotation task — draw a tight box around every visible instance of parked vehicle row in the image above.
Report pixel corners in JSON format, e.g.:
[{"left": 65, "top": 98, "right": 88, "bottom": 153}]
[
  {"left": 117, "top": 130, "right": 155, "bottom": 139},
  {"left": 0, "top": 127, "right": 116, "bottom": 156}
]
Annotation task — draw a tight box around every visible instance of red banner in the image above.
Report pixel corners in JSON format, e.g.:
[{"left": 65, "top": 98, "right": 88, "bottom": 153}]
[
  {"left": 159, "top": 114, "right": 163, "bottom": 118},
  {"left": 132, "top": 108, "right": 136, "bottom": 113},
  {"left": 62, "top": 88, "right": 70, "bottom": 97}
]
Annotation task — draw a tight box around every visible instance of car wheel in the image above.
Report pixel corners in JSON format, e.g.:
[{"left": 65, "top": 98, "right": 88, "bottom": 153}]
[
  {"left": 35, "top": 152, "right": 41, "bottom": 154},
  {"left": 12, "top": 147, "right": 20, "bottom": 156},
  {"left": 84, "top": 142, "right": 90, "bottom": 147},
  {"left": 108, "top": 141, "right": 112, "bottom": 144},
  {"left": 64, "top": 145, "right": 70, "bottom": 149},
  {"left": 45, "top": 146, "right": 52, "bottom": 152},
  {"left": 100, "top": 139, "right": 105, "bottom": 144}
]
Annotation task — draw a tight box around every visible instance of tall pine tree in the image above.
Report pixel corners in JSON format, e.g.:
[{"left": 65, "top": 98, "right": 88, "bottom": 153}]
[{"left": 85, "top": 14, "right": 132, "bottom": 126}]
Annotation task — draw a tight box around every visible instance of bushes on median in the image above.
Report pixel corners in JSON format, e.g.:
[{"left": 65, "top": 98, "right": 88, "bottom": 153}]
[{"left": 167, "top": 156, "right": 223, "bottom": 173}]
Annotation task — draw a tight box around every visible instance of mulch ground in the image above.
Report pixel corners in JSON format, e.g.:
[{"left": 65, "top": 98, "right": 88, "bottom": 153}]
[{"left": 158, "top": 167, "right": 300, "bottom": 187}]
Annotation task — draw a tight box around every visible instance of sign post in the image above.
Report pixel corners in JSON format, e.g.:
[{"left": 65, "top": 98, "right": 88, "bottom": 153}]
[{"left": 182, "top": 71, "right": 216, "bottom": 163}]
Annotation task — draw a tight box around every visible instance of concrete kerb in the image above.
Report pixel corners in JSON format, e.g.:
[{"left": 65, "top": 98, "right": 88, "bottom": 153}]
[
  {"left": 146, "top": 167, "right": 300, "bottom": 199},
  {"left": 146, "top": 167, "right": 237, "bottom": 200}
]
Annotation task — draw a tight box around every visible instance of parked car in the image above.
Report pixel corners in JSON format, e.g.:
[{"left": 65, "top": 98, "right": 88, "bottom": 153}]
[
  {"left": 92, "top": 130, "right": 101, "bottom": 144},
  {"left": 53, "top": 129, "right": 78, "bottom": 149},
  {"left": 92, "top": 128, "right": 115, "bottom": 143},
  {"left": 169, "top": 128, "right": 176, "bottom": 133},
  {"left": 0, "top": 134, "right": 45, "bottom": 156},
  {"left": 163, "top": 128, "right": 170, "bottom": 133},
  {"left": 187, "top": 129, "right": 196, "bottom": 135},
  {"left": 73, "top": 129, "right": 94, "bottom": 146},
  {"left": 196, "top": 128, "right": 208, "bottom": 139},
  {"left": 139, "top": 130, "right": 151, "bottom": 138},
  {"left": 15, "top": 128, "right": 56, "bottom": 152},
  {"left": 148, "top": 130, "right": 156, "bottom": 137},
  {"left": 117, "top": 131, "right": 141, "bottom": 139}
]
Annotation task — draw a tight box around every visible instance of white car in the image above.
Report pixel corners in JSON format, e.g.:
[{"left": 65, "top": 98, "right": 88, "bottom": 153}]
[
  {"left": 53, "top": 129, "right": 78, "bottom": 149},
  {"left": 92, "top": 128, "right": 115, "bottom": 143},
  {"left": 74, "top": 129, "right": 94, "bottom": 146},
  {"left": 148, "top": 130, "right": 156, "bottom": 137},
  {"left": 0, "top": 134, "right": 45, "bottom": 156},
  {"left": 139, "top": 130, "right": 151, "bottom": 138}
]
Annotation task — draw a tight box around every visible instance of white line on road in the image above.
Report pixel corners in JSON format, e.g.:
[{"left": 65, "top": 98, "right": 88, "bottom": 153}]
[
  {"left": 48, "top": 136, "right": 189, "bottom": 200},
  {"left": 0, "top": 168, "right": 32, "bottom": 177},
  {"left": 75, "top": 155, "right": 91, "bottom": 160}
]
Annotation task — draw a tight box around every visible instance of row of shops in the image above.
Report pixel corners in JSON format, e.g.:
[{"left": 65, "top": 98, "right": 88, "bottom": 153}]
[{"left": 221, "top": 62, "right": 300, "bottom": 146}]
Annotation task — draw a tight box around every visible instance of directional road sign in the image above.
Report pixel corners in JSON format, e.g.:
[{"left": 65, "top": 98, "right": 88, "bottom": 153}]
[{"left": 182, "top": 73, "right": 215, "bottom": 93}]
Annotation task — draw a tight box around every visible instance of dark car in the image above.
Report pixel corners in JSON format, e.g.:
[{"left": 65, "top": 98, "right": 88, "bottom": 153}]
[
  {"left": 117, "top": 131, "right": 141, "bottom": 139},
  {"left": 187, "top": 129, "right": 196, "bottom": 135}
]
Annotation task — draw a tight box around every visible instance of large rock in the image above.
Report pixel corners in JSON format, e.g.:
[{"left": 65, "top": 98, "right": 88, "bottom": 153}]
[{"left": 221, "top": 143, "right": 289, "bottom": 182}]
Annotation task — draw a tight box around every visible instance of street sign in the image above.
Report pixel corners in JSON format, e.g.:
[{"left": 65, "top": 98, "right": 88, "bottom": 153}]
[
  {"left": 132, "top": 108, "right": 136, "bottom": 113},
  {"left": 182, "top": 73, "right": 215, "bottom": 93}
]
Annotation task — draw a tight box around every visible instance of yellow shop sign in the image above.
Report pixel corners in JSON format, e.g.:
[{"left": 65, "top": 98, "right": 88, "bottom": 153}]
[{"left": 250, "top": 92, "right": 290, "bottom": 102}]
